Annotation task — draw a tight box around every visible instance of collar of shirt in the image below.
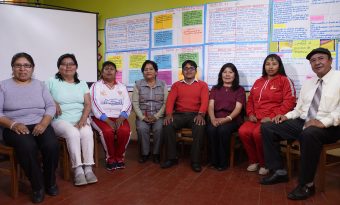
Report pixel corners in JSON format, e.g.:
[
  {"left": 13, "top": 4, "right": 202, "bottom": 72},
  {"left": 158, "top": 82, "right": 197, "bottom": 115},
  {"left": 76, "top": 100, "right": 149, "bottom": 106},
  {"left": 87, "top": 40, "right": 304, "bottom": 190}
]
[
  {"left": 180, "top": 78, "right": 198, "bottom": 85},
  {"left": 313, "top": 68, "right": 333, "bottom": 85}
]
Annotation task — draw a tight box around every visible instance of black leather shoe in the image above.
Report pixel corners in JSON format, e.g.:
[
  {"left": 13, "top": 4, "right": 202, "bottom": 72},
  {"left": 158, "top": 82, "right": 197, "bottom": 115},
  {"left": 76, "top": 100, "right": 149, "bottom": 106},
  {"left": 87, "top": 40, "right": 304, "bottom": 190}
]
[
  {"left": 139, "top": 155, "right": 149, "bottom": 163},
  {"left": 31, "top": 189, "right": 45, "bottom": 203},
  {"left": 191, "top": 163, "right": 202, "bottom": 172},
  {"left": 46, "top": 184, "right": 59, "bottom": 196},
  {"left": 260, "top": 173, "right": 288, "bottom": 185},
  {"left": 287, "top": 184, "right": 315, "bottom": 200},
  {"left": 152, "top": 154, "right": 160, "bottom": 164},
  {"left": 161, "top": 159, "right": 178, "bottom": 169}
]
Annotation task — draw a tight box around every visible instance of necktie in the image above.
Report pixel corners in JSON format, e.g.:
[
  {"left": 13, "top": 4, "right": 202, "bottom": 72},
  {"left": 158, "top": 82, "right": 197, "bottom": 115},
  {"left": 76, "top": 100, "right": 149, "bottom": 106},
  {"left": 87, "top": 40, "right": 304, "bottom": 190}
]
[{"left": 306, "top": 79, "right": 323, "bottom": 121}]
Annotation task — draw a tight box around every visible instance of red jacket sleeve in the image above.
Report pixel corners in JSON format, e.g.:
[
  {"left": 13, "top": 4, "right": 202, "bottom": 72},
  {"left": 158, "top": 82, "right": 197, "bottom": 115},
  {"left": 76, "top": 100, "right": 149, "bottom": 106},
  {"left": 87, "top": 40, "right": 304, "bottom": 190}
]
[
  {"left": 198, "top": 81, "right": 209, "bottom": 114},
  {"left": 271, "top": 77, "right": 296, "bottom": 117}
]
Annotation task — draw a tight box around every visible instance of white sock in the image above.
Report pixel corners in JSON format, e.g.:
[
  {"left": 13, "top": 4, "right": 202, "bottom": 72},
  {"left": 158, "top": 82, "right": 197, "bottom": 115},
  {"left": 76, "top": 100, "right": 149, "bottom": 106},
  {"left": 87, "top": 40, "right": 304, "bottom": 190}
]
[
  {"left": 84, "top": 165, "right": 93, "bottom": 174},
  {"left": 74, "top": 166, "right": 84, "bottom": 176}
]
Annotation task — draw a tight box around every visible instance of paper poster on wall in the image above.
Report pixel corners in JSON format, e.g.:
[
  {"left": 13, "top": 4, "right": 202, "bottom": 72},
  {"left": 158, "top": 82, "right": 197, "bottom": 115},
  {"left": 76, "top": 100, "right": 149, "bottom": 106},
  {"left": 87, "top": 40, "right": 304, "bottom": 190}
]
[
  {"left": 338, "top": 41, "right": 340, "bottom": 70},
  {"left": 205, "top": 43, "right": 268, "bottom": 88},
  {"left": 105, "top": 13, "right": 150, "bottom": 52},
  {"left": 206, "top": 0, "right": 269, "bottom": 43},
  {"left": 272, "top": 1, "right": 340, "bottom": 41},
  {"left": 151, "top": 46, "right": 203, "bottom": 85},
  {"left": 104, "top": 0, "right": 340, "bottom": 91},
  {"left": 151, "top": 6, "right": 204, "bottom": 48},
  {"left": 105, "top": 50, "right": 148, "bottom": 87}
]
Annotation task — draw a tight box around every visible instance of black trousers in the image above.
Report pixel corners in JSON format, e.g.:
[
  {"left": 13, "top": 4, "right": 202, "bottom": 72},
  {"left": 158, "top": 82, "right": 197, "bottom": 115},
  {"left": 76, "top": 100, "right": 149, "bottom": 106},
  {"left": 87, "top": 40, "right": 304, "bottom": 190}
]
[
  {"left": 261, "top": 119, "right": 340, "bottom": 185},
  {"left": 163, "top": 112, "right": 206, "bottom": 163},
  {"left": 3, "top": 124, "right": 59, "bottom": 191},
  {"left": 207, "top": 121, "right": 238, "bottom": 168}
]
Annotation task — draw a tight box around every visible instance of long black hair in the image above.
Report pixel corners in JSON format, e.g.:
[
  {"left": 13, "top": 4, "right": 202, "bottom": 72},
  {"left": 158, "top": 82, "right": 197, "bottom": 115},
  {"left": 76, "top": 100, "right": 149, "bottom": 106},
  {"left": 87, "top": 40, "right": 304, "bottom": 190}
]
[
  {"left": 262, "top": 54, "right": 286, "bottom": 77},
  {"left": 213, "top": 63, "right": 240, "bottom": 91},
  {"left": 55, "top": 53, "right": 80, "bottom": 84}
]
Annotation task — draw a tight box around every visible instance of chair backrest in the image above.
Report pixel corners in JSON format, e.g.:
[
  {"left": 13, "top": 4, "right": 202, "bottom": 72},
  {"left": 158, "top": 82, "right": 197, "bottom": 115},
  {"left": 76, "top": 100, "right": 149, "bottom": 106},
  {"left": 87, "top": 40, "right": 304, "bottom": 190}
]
[{"left": 0, "top": 126, "right": 3, "bottom": 142}]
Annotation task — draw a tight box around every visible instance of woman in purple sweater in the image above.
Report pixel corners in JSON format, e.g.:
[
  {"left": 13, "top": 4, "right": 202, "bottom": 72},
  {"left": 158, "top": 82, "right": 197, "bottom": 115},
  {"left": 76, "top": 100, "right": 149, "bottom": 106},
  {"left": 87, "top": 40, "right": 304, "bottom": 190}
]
[{"left": 0, "top": 53, "right": 59, "bottom": 203}]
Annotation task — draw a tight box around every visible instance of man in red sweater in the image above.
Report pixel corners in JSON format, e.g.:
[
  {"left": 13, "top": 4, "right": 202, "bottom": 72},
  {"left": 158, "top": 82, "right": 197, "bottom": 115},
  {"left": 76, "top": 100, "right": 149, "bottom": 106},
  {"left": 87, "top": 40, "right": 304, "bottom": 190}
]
[{"left": 161, "top": 60, "right": 209, "bottom": 172}]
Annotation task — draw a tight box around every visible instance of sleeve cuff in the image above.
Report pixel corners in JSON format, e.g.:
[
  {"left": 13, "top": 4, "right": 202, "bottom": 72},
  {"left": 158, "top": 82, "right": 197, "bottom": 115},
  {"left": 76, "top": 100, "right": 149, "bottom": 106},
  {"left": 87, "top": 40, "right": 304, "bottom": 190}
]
[
  {"left": 119, "top": 111, "right": 128, "bottom": 119},
  {"left": 100, "top": 114, "right": 108, "bottom": 121}
]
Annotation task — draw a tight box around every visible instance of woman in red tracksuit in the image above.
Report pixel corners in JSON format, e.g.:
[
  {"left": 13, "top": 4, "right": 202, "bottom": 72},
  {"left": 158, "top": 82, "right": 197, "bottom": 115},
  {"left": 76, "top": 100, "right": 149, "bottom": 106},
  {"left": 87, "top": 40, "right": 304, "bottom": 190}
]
[{"left": 238, "top": 54, "right": 296, "bottom": 175}]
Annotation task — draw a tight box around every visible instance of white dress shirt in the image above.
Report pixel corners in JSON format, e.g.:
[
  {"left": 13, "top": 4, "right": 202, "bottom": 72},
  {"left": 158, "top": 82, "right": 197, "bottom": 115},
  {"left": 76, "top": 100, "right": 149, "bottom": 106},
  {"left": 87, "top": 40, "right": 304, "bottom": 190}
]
[{"left": 285, "top": 69, "right": 340, "bottom": 127}]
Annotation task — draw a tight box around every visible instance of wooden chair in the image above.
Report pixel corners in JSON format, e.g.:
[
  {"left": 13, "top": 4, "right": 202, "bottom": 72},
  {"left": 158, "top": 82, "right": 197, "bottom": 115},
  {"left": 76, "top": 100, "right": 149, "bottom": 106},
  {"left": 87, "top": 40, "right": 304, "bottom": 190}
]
[
  {"left": 280, "top": 140, "right": 300, "bottom": 179},
  {"left": 316, "top": 140, "right": 340, "bottom": 192},
  {"left": 175, "top": 128, "right": 208, "bottom": 164},
  {"left": 58, "top": 133, "right": 99, "bottom": 181},
  {"left": 229, "top": 131, "right": 244, "bottom": 168},
  {"left": 0, "top": 142, "right": 19, "bottom": 198},
  {"left": 284, "top": 140, "right": 340, "bottom": 192}
]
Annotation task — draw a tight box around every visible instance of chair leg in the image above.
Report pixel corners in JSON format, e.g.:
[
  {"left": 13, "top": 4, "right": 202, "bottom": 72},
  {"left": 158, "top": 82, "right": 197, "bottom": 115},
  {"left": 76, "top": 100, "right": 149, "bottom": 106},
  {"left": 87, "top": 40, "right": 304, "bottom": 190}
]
[
  {"left": 317, "top": 148, "right": 326, "bottom": 192},
  {"left": 93, "top": 133, "right": 99, "bottom": 168},
  {"left": 286, "top": 143, "right": 292, "bottom": 179},
  {"left": 9, "top": 153, "right": 19, "bottom": 198},
  {"left": 229, "top": 134, "right": 236, "bottom": 168}
]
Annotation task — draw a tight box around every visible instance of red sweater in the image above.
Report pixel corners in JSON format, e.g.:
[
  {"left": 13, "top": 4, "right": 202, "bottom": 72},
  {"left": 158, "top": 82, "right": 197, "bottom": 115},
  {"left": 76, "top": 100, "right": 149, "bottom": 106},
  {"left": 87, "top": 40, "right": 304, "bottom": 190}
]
[
  {"left": 247, "top": 74, "right": 296, "bottom": 120},
  {"left": 166, "top": 80, "right": 209, "bottom": 115}
]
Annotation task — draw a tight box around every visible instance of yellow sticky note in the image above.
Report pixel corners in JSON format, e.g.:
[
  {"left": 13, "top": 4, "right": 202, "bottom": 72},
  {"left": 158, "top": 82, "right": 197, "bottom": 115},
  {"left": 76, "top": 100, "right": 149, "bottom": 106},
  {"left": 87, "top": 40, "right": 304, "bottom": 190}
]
[
  {"left": 106, "top": 55, "right": 123, "bottom": 71},
  {"left": 154, "top": 14, "right": 173, "bottom": 30},
  {"left": 129, "top": 54, "right": 146, "bottom": 69},
  {"left": 279, "top": 41, "right": 293, "bottom": 52},
  {"left": 321, "top": 40, "right": 335, "bottom": 51},
  {"left": 269, "top": 42, "right": 279, "bottom": 52},
  {"left": 292, "top": 40, "right": 320, "bottom": 58},
  {"left": 273, "top": 24, "right": 286, "bottom": 29}
]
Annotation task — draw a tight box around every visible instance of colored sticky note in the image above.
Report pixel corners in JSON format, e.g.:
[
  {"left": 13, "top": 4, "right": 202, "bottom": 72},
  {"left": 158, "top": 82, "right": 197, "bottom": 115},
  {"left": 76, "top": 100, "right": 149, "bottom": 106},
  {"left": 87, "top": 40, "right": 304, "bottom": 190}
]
[
  {"left": 292, "top": 40, "right": 320, "bottom": 58},
  {"left": 182, "top": 10, "right": 202, "bottom": 26},
  {"left": 128, "top": 70, "right": 143, "bottom": 84},
  {"left": 154, "top": 14, "right": 173, "bottom": 30},
  {"left": 129, "top": 54, "right": 146, "bottom": 69},
  {"left": 279, "top": 41, "right": 293, "bottom": 52},
  {"left": 106, "top": 55, "right": 123, "bottom": 71},
  {"left": 273, "top": 24, "right": 286, "bottom": 29},
  {"left": 178, "top": 52, "right": 199, "bottom": 67},
  {"left": 154, "top": 30, "right": 173, "bottom": 46},
  {"left": 154, "top": 54, "right": 172, "bottom": 69},
  {"left": 320, "top": 40, "right": 335, "bottom": 51},
  {"left": 182, "top": 27, "right": 203, "bottom": 44}
]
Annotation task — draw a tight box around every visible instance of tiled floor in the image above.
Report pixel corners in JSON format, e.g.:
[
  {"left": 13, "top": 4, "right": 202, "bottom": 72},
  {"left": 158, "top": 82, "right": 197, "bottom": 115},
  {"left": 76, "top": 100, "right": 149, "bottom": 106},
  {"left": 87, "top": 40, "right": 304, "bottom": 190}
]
[{"left": 0, "top": 142, "right": 339, "bottom": 205}]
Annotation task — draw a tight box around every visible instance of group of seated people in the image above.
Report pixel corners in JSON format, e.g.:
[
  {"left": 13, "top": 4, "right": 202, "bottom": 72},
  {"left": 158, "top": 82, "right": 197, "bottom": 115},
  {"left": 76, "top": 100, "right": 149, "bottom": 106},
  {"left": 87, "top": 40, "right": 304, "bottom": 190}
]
[{"left": 0, "top": 47, "right": 339, "bottom": 203}]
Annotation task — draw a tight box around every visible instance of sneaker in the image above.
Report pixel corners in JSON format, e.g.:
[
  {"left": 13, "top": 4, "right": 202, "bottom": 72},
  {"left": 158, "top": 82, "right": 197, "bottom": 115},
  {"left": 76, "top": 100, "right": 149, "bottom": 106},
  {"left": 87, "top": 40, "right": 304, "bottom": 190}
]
[
  {"left": 106, "top": 162, "right": 116, "bottom": 171},
  {"left": 85, "top": 172, "right": 98, "bottom": 184},
  {"left": 116, "top": 162, "right": 125, "bottom": 169},
  {"left": 258, "top": 167, "right": 269, "bottom": 175},
  {"left": 74, "top": 173, "right": 87, "bottom": 186},
  {"left": 247, "top": 163, "right": 259, "bottom": 172}
]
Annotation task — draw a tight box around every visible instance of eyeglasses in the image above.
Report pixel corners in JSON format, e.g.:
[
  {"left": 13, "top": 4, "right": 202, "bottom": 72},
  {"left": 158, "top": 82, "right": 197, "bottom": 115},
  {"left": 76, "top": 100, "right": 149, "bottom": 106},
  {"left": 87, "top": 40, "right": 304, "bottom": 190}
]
[
  {"left": 183, "top": 66, "right": 196, "bottom": 72},
  {"left": 60, "top": 63, "right": 76, "bottom": 67},
  {"left": 13, "top": 64, "right": 32, "bottom": 69}
]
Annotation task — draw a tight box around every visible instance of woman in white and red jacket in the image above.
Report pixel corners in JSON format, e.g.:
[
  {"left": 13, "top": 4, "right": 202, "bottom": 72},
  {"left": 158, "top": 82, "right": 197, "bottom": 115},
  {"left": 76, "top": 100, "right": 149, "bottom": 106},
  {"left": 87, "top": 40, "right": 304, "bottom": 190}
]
[
  {"left": 238, "top": 54, "right": 296, "bottom": 175},
  {"left": 90, "top": 61, "right": 131, "bottom": 171}
]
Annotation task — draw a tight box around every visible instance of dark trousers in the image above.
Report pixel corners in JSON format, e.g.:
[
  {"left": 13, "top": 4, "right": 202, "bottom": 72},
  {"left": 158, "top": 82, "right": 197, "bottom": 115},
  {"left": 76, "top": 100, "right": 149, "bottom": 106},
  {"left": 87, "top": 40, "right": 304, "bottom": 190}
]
[
  {"left": 3, "top": 124, "right": 59, "bottom": 191},
  {"left": 261, "top": 119, "right": 340, "bottom": 185},
  {"left": 207, "top": 121, "right": 238, "bottom": 168},
  {"left": 163, "top": 112, "right": 205, "bottom": 163}
]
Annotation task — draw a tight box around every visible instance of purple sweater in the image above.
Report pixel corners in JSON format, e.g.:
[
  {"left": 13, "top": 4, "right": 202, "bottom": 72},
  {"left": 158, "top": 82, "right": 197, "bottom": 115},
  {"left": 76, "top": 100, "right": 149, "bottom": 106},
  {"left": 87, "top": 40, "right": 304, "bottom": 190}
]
[{"left": 0, "top": 78, "right": 56, "bottom": 125}]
